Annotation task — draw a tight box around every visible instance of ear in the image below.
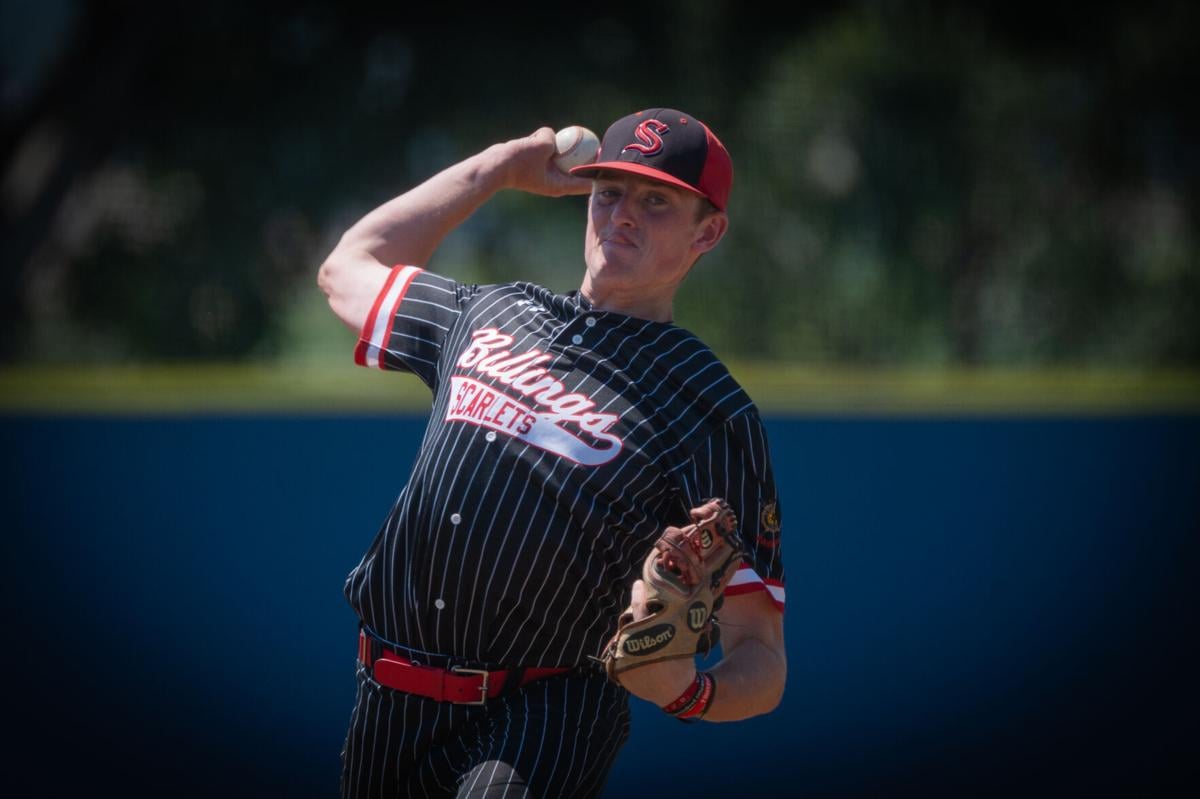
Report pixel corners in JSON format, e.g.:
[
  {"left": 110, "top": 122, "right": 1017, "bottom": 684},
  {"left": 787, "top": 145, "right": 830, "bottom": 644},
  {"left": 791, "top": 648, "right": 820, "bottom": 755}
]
[{"left": 692, "top": 212, "right": 729, "bottom": 255}]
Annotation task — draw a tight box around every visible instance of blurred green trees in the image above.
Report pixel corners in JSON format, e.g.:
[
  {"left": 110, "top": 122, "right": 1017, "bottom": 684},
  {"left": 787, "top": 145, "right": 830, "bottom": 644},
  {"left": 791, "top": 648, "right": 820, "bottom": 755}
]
[{"left": 3, "top": 1, "right": 1195, "bottom": 367}]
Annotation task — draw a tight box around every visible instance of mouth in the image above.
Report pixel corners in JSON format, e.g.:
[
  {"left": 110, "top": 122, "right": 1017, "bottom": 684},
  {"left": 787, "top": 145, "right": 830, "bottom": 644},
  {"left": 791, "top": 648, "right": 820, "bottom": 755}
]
[{"left": 600, "top": 234, "right": 637, "bottom": 249}]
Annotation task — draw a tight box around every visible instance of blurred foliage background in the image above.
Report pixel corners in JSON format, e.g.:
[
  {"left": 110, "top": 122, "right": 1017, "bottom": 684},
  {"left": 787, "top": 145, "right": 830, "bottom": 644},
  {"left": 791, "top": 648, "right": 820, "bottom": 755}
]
[{"left": 1, "top": 0, "right": 1197, "bottom": 409}]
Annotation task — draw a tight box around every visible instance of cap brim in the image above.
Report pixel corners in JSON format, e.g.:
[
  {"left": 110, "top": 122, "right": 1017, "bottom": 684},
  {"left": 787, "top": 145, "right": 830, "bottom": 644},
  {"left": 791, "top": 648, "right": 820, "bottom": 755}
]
[{"left": 569, "top": 161, "right": 709, "bottom": 202}]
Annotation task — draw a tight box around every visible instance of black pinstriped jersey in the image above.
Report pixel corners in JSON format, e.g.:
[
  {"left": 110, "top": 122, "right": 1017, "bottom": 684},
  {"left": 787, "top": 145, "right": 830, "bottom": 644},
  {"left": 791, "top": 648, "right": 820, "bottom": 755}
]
[{"left": 346, "top": 266, "right": 786, "bottom": 668}]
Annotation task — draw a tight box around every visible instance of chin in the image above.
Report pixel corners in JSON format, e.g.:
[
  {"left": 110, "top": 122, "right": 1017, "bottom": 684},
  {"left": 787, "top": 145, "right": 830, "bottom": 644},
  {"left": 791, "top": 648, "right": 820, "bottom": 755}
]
[
  {"left": 593, "top": 242, "right": 641, "bottom": 271},
  {"left": 585, "top": 249, "right": 619, "bottom": 276}
]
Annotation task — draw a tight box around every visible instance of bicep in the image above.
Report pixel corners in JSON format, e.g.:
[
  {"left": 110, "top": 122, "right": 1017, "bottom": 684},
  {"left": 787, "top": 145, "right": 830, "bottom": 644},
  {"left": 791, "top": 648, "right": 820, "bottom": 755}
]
[{"left": 317, "top": 247, "right": 391, "bottom": 333}]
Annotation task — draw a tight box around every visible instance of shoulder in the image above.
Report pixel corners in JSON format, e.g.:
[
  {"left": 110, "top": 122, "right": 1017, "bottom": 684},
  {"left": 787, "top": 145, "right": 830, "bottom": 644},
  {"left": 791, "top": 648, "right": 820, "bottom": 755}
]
[
  {"left": 662, "top": 326, "right": 758, "bottom": 422},
  {"left": 449, "top": 280, "right": 563, "bottom": 320},
  {"left": 408, "top": 274, "right": 555, "bottom": 310},
  {"left": 458, "top": 279, "right": 555, "bottom": 304}
]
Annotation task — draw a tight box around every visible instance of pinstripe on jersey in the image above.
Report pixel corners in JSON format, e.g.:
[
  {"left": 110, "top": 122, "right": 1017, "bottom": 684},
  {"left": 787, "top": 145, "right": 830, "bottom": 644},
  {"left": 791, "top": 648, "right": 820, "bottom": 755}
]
[{"left": 345, "top": 267, "right": 786, "bottom": 671}]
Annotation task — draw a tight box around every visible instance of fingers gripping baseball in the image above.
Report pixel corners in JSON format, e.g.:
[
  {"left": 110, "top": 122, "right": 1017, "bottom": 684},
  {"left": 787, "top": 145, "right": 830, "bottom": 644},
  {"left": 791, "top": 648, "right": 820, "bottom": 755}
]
[{"left": 501, "top": 127, "right": 592, "bottom": 197}]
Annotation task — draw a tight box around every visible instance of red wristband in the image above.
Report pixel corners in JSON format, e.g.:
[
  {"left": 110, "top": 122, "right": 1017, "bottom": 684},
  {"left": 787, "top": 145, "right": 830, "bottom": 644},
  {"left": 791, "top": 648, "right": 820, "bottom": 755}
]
[
  {"left": 662, "top": 671, "right": 716, "bottom": 721},
  {"left": 662, "top": 672, "right": 704, "bottom": 715}
]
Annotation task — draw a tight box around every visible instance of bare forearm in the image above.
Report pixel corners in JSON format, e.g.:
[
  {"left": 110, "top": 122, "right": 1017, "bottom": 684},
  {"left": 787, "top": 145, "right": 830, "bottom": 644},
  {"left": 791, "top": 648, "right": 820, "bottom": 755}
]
[
  {"left": 704, "top": 636, "right": 787, "bottom": 721},
  {"left": 332, "top": 127, "right": 590, "bottom": 271},
  {"left": 618, "top": 638, "right": 786, "bottom": 722},
  {"left": 317, "top": 129, "right": 588, "bottom": 333}
]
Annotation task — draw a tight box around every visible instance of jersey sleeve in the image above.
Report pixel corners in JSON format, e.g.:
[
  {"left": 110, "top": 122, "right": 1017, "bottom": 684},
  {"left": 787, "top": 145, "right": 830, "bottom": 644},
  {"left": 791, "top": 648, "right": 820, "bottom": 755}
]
[
  {"left": 679, "top": 411, "right": 785, "bottom": 613},
  {"left": 353, "top": 266, "right": 472, "bottom": 390}
]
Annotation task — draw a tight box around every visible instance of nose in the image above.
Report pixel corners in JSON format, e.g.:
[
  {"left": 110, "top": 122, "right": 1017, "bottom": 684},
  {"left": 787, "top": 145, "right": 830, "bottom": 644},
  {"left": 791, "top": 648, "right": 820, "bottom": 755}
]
[{"left": 609, "top": 195, "right": 636, "bottom": 227}]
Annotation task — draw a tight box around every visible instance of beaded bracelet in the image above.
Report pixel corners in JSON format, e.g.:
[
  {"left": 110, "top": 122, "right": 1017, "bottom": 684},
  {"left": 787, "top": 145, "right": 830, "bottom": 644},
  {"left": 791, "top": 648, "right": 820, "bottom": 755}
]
[{"left": 662, "top": 671, "right": 717, "bottom": 722}]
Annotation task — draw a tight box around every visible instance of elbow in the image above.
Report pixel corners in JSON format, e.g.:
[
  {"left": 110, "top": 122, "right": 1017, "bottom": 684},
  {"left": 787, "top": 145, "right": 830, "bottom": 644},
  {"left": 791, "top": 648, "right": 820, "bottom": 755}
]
[
  {"left": 317, "top": 230, "right": 364, "bottom": 295},
  {"left": 317, "top": 255, "right": 338, "bottom": 300},
  {"left": 317, "top": 258, "right": 330, "bottom": 297},
  {"left": 316, "top": 255, "right": 349, "bottom": 327},
  {"left": 317, "top": 238, "right": 363, "bottom": 311},
  {"left": 315, "top": 244, "right": 389, "bottom": 333},
  {"left": 317, "top": 239, "right": 352, "bottom": 300},
  {"left": 752, "top": 653, "right": 787, "bottom": 718},
  {"left": 763, "top": 673, "right": 786, "bottom": 714},
  {"left": 316, "top": 252, "right": 360, "bottom": 332}
]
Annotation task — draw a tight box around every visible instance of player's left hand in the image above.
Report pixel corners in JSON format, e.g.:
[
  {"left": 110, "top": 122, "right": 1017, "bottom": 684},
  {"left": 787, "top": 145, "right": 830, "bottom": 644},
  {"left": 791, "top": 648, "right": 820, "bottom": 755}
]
[
  {"left": 598, "top": 498, "right": 743, "bottom": 702},
  {"left": 609, "top": 579, "right": 703, "bottom": 704}
]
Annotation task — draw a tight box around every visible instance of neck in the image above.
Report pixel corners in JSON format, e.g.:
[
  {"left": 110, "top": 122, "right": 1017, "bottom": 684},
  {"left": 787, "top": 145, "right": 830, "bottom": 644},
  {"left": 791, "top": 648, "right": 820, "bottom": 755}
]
[{"left": 579, "top": 277, "right": 674, "bottom": 323}]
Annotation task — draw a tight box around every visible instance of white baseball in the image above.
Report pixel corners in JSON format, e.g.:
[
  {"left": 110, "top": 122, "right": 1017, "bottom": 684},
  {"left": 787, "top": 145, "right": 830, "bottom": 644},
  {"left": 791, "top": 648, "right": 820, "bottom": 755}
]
[{"left": 553, "top": 125, "right": 600, "bottom": 172}]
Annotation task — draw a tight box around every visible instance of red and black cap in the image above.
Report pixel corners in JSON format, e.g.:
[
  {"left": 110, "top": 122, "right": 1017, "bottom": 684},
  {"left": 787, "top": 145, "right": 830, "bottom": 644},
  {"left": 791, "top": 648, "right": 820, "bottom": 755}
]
[{"left": 569, "top": 108, "right": 733, "bottom": 211}]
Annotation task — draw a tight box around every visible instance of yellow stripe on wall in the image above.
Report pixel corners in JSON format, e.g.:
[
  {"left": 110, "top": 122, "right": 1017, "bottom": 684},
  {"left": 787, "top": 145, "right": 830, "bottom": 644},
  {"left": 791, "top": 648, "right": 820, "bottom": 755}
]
[{"left": 1, "top": 363, "right": 1197, "bottom": 415}]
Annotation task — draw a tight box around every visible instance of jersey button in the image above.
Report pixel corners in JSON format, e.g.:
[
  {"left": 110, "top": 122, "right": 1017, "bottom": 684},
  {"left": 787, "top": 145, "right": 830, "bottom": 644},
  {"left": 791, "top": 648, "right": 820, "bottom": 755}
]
[
  {"left": 434, "top": 598, "right": 446, "bottom": 610},
  {"left": 485, "top": 431, "right": 497, "bottom": 442},
  {"left": 571, "top": 334, "right": 583, "bottom": 345},
  {"left": 584, "top": 316, "right": 597, "bottom": 327},
  {"left": 450, "top": 513, "right": 462, "bottom": 525}
]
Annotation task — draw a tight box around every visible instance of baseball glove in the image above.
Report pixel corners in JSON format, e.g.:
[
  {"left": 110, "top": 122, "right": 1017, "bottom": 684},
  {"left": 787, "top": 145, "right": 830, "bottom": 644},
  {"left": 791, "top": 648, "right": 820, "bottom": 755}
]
[{"left": 600, "top": 498, "right": 743, "bottom": 679}]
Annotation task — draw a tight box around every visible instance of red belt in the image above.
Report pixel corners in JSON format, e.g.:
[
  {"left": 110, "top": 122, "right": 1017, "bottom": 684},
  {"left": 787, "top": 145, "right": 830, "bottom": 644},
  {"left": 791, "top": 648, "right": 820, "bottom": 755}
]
[{"left": 358, "top": 631, "right": 572, "bottom": 705}]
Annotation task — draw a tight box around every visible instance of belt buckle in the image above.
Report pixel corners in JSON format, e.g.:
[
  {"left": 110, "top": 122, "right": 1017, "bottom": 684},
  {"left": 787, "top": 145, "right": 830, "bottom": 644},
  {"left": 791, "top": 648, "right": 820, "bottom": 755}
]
[{"left": 450, "top": 666, "right": 490, "bottom": 705}]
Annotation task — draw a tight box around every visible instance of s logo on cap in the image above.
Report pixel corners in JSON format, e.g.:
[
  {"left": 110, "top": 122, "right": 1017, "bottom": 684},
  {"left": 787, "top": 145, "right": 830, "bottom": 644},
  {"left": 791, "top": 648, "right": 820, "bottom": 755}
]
[{"left": 623, "top": 119, "right": 670, "bottom": 156}]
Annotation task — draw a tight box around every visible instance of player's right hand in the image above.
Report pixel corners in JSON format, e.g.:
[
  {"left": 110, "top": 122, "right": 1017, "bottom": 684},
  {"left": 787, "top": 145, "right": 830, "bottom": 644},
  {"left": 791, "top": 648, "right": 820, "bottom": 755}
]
[{"left": 498, "top": 128, "right": 593, "bottom": 198}]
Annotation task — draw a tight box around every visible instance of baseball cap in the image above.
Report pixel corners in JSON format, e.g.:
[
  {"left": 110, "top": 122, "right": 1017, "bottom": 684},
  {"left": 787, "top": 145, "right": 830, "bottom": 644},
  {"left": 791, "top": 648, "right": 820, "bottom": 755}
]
[{"left": 569, "top": 108, "right": 733, "bottom": 211}]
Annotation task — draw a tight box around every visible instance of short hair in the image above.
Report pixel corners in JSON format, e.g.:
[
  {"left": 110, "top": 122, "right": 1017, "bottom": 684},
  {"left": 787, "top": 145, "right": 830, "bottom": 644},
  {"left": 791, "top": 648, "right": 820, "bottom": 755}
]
[{"left": 695, "top": 197, "right": 720, "bottom": 222}]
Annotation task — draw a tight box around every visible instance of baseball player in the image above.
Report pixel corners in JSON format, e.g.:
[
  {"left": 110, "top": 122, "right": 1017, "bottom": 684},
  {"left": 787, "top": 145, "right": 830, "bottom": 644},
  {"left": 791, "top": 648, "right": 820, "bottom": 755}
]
[{"left": 319, "top": 108, "right": 787, "bottom": 798}]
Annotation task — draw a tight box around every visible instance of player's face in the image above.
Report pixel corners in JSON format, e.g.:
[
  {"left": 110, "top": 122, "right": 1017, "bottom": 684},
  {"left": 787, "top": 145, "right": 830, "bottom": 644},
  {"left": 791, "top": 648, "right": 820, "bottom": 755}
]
[{"left": 582, "top": 173, "right": 726, "bottom": 315}]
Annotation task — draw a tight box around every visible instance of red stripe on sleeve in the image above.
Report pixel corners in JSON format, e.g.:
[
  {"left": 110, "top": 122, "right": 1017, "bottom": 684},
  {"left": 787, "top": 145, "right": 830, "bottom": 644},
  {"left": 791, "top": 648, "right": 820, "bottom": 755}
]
[
  {"left": 377, "top": 266, "right": 423, "bottom": 365},
  {"left": 354, "top": 266, "right": 404, "bottom": 367},
  {"left": 726, "top": 579, "right": 785, "bottom": 614}
]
